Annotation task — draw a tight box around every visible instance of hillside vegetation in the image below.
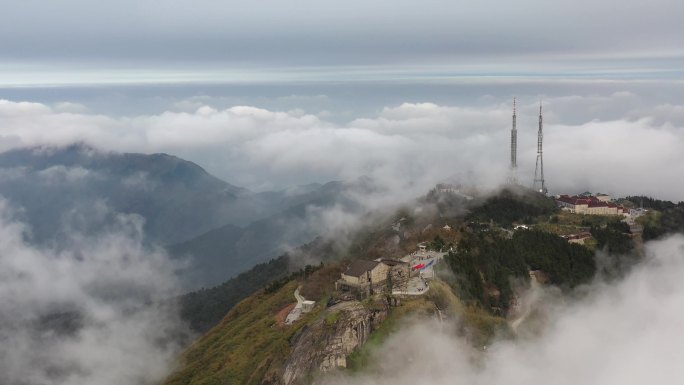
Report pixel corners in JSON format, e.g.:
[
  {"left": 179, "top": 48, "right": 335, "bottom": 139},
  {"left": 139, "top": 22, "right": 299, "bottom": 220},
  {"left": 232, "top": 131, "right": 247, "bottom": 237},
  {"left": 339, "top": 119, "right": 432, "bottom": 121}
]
[
  {"left": 178, "top": 256, "right": 291, "bottom": 333},
  {"left": 168, "top": 187, "right": 662, "bottom": 384},
  {"left": 167, "top": 281, "right": 315, "bottom": 385},
  {"left": 446, "top": 229, "right": 595, "bottom": 313},
  {"left": 466, "top": 187, "right": 558, "bottom": 226}
]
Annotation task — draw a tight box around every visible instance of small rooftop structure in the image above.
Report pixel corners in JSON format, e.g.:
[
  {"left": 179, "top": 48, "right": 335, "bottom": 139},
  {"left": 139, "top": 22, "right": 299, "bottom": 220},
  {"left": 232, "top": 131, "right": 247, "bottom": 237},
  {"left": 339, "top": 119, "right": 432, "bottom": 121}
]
[
  {"left": 629, "top": 224, "right": 644, "bottom": 234},
  {"left": 560, "top": 231, "right": 592, "bottom": 244},
  {"left": 301, "top": 300, "right": 315, "bottom": 313},
  {"left": 443, "top": 224, "right": 452, "bottom": 231},
  {"left": 343, "top": 260, "right": 380, "bottom": 277},
  {"left": 436, "top": 183, "right": 458, "bottom": 193},
  {"left": 529, "top": 270, "right": 550, "bottom": 284}
]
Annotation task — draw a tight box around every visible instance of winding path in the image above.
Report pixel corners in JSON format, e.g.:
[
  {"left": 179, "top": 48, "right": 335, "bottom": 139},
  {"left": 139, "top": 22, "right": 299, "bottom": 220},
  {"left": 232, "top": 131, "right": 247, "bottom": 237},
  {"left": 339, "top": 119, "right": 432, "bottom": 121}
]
[{"left": 285, "top": 287, "right": 305, "bottom": 325}]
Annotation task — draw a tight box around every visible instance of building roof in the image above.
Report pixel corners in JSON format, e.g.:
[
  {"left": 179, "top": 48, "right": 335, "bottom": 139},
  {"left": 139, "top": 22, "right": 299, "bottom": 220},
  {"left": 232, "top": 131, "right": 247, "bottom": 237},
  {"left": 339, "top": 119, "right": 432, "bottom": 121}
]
[
  {"left": 558, "top": 195, "right": 591, "bottom": 205},
  {"left": 558, "top": 194, "right": 621, "bottom": 209},
  {"left": 343, "top": 260, "right": 380, "bottom": 277},
  {"left": 562, "top": 231, "right": 592, "bottom": 240},
  {"left": 380, "top": 258, "right": 409, "bottom": 266}
]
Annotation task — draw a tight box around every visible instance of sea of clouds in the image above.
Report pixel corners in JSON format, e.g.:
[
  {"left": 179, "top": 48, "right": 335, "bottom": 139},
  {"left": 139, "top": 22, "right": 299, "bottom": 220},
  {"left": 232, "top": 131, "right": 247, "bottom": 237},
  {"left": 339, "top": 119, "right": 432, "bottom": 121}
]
[
  {"left": 1, "top": 92, "right": 684, "bottom": 201},
  {"left": 0, "top": 199, "right": 186, "bottom": 385}
]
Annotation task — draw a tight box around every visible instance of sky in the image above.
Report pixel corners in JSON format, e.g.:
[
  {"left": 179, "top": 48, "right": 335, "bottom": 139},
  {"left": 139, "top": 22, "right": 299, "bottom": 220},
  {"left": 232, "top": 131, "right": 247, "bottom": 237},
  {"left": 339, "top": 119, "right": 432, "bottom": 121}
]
[
  {"left": 2, "top": 0, "right": 683, "bottom": 76},
  {"left": 1, "top": 0, "right": 684, "bottom": 200}
]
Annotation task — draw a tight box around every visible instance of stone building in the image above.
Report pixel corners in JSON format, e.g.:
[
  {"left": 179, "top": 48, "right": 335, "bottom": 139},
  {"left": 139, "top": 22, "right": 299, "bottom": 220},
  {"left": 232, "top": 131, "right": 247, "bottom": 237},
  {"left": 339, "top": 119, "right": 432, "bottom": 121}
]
[
  {"left": 336, "top": 260, "right": 389, "bottom": 294},
  {"left": 379, "top": 259, "right": 410, "bottom": 293}
]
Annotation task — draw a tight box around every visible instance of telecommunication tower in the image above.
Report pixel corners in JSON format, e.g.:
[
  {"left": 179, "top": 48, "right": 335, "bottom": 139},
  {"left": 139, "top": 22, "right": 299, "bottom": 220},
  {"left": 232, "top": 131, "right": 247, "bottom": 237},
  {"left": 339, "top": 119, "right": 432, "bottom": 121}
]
[
  {"left": 532, "top": 102, "right": 547, "bottom": 194},
  {"left": 508, "top": 97, "right": 518, "bottom": 184}
]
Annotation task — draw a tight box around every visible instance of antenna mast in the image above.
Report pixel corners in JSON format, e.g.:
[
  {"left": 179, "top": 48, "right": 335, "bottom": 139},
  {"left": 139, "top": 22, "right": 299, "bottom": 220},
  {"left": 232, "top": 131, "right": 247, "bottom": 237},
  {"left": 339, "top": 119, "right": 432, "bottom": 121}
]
[
  {"left": 508, "top": 97, "right": 518, "bottom": 184},
  {"left": 533, "top": 101, "right": 547, "bottom": 194}
]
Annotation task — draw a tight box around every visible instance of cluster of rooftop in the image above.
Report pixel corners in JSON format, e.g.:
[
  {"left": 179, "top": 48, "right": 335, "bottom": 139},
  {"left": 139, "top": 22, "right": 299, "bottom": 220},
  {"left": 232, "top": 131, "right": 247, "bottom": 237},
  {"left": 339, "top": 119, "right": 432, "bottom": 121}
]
[{"left": 556, "top": 194, "right": 627, "bottom": 216}]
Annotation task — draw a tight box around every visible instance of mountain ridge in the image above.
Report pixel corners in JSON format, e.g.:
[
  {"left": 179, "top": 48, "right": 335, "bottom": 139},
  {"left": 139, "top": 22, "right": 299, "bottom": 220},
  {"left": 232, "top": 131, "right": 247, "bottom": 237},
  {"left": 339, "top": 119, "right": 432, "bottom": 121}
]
[
  {"left": 168, "top": 187, "right": 683, "bottom": 385},
  {"left": 0, "top": 143, "right": 381, "bottom": 288}
]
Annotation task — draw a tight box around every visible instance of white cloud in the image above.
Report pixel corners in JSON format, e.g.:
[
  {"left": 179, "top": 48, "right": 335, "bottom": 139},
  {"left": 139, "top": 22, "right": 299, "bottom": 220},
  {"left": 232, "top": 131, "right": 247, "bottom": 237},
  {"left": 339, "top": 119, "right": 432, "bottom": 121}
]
[
  {"left": 545, "top": 118, "right": 684, "bottom": 199},
  {"left": 53, "top": 102, "right": 89, "bottom": 114},
  {"left": 651, "top": 103, "right": 684, "bottom": 126},
  {"left": 1, "top": 95, "right": 684, "bottom": 200},
  {"left": 36, "top": 165, "right": 94, "bottom": 183},
  {"left": 0, "top": 198, "right": 186, "bottom": 385}
]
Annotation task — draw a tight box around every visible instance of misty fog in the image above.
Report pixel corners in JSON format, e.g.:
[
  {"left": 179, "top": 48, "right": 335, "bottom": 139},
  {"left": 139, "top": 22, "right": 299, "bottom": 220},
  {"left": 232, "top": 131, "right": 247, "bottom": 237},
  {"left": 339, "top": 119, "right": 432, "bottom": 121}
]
[{"left": 0, "top": 199, "right": 187, "bottom": 385}]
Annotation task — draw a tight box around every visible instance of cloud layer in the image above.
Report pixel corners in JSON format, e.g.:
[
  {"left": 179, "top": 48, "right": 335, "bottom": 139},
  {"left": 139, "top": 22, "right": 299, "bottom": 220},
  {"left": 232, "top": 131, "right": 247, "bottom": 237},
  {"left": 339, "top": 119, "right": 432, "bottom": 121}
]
[
  {"left": 2, "top": 94, "right": 684, "bottom": 201},
  {"left": 0, "top": 199, "right": 186, "bottom": 385},
  {"left": 322, "top": 234, "right": 684, "bottom": 385}
]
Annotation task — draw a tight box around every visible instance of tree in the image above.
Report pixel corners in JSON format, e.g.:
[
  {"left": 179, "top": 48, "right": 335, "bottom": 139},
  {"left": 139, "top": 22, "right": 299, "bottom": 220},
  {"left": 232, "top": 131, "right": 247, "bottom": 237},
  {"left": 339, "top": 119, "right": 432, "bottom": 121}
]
[
  {"left": 445, "top": 230, "right": 595, "bottom": 315},
  {"left": 431, "top": 235, "right": 445, "bottom": 251}
]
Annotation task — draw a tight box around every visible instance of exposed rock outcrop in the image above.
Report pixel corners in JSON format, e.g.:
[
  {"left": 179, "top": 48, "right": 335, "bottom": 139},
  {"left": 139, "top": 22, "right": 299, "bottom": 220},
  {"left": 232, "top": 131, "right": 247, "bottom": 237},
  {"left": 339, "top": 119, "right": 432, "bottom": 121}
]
[{"left": 282, "top": 300, "right": 387, "bottom": 385}]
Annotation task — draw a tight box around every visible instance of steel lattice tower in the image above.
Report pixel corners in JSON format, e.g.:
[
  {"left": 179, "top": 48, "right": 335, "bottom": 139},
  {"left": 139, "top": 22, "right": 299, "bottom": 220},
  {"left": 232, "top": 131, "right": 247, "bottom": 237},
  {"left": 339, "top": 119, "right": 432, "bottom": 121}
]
[
  {"left": 533, "top": 102, "right": 547, "bottom": 194},
  {"left": 508, "top": 97, "right": 518, "bottom": 184}
]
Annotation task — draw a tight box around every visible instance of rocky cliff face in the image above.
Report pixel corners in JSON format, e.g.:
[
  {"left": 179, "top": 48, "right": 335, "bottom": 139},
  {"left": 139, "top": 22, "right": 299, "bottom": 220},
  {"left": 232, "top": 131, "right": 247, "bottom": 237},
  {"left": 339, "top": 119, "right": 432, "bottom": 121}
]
[{"left": 282, "top": 300, "right": 388, "bottom": 385}]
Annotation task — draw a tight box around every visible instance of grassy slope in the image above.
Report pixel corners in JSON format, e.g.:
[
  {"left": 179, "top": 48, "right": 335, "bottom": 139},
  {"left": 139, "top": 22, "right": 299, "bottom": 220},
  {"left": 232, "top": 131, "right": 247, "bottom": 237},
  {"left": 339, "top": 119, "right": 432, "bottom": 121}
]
[
  {"left": 166, "top": 281, "right": 317, "bottom": 385},
  {"left": 346, "top": 279, "right": 508, "bottom": 371},
  {"left": 168, "top": 189, "right": 570, "bottom": 383},
  {"left": 178, "top": 256, "right": 291, "bottom": 334}
]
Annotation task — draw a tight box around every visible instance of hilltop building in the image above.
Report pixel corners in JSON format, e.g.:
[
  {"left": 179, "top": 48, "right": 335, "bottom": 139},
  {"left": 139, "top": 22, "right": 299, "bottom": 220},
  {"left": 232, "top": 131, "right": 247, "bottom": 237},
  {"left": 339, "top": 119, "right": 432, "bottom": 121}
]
[
  {"left": 335, "top": 258, "right": 410, "bottom": 295},
  {"left": 436, "top": 183, "right": 459, "bottom": 193},
  {"left": 561, "top": 231, "right": 592, "bottom": 244},
  {"left": 434, "top": 183, "right": 474, "bottom": 200},
  {"left": 556, "top": 194, "right": 626, "bottom": 216},
  {"left": 337, "top": 260, "right": 388, "bottom": 291},
  {"left": 380, "top": 259, "right": 410, "bottom": 293}
]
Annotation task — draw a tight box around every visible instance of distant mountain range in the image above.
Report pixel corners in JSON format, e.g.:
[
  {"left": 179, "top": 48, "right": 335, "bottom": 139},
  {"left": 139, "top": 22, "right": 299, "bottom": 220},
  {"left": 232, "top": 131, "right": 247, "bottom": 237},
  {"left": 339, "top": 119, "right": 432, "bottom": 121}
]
[
  {"left": 167, "top": 180, "right": 365, "bottom": 287},
  {"left": 0, "top": 144, "right": 371, "bottom": 287}
]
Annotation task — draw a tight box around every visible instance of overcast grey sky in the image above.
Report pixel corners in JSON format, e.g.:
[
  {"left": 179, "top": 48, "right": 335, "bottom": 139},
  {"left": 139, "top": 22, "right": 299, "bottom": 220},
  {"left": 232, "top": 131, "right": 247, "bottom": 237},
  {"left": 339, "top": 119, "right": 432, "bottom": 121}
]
[
  {"left": 1, "top": 0, "right": 683, "bottom": 82},
  {"left": 2, "top": 0, "right": 684, "bottom": 200}
]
